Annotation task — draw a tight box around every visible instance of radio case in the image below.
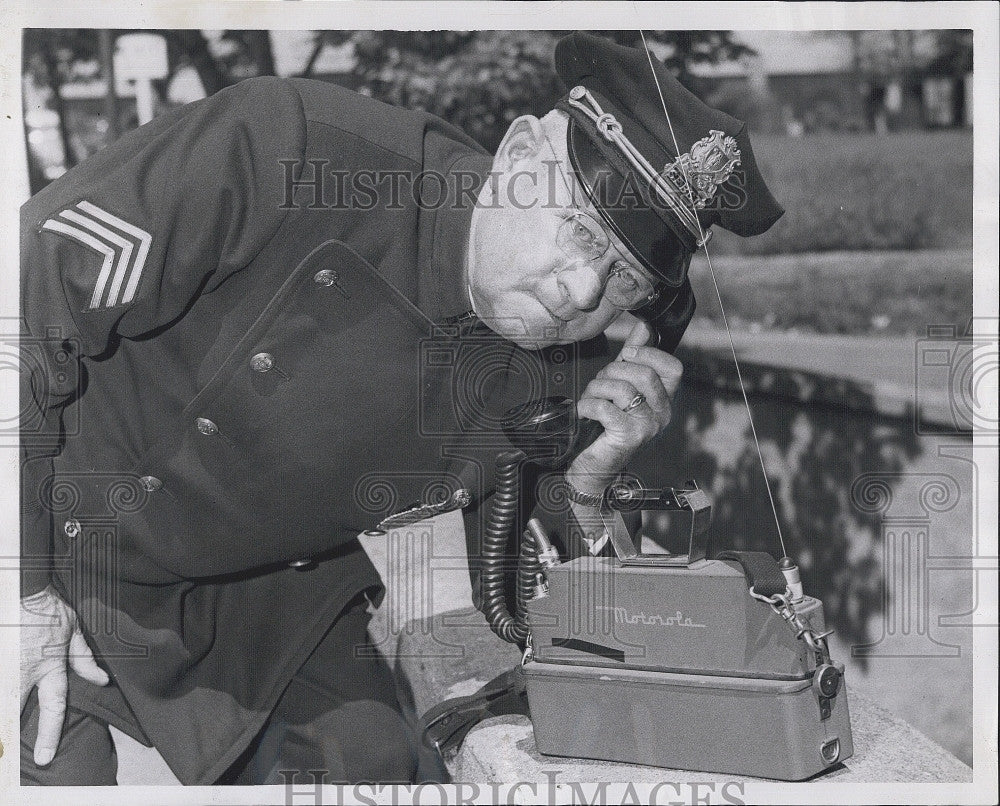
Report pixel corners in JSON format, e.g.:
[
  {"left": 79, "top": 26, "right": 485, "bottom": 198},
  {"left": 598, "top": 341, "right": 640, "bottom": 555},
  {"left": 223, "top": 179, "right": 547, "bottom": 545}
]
[
  {"left": 523, "top": 657, "right": 852, "bottom": 780},
  {"left": 522, "top": 556, "right": 854, "bottom": 780}
]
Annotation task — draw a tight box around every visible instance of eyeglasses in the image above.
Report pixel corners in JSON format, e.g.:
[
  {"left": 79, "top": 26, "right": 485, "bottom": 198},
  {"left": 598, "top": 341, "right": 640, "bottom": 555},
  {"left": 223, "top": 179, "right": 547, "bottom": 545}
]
[
  {"left": 555, "top": 210, "right": 660, "bottom": 311},
  {"left": 542, "top": 131, "right": 661, "bottom": 312}
]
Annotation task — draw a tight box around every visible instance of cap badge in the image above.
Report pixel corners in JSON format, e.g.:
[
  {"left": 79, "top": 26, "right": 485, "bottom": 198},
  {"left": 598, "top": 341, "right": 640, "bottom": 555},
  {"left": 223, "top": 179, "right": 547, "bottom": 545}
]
[{"left": 663, "top": 130, "right": 741, "bottom": 210}]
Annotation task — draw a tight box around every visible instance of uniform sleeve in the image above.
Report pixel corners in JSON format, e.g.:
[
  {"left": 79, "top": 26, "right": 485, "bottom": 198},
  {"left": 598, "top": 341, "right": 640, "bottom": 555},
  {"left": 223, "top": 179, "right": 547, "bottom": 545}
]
[{"left": 19, "top": 76, "right": 307, "bottom": 595}]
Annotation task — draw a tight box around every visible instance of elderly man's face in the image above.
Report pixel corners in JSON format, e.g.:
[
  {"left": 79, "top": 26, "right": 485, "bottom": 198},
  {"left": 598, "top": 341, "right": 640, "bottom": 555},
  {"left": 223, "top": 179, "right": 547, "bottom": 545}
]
[{"left": 466, "top": 111, "right": 653, "bottom": 349}]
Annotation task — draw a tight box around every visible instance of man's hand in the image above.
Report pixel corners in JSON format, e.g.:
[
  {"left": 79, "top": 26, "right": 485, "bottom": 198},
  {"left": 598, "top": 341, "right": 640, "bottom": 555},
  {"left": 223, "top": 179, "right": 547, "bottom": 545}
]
[
  {"left": 568, "top": 319, "right": 683, "bottom": 496},
  {"left": 20, "top": 585, "right": 109, "bottom": 767}
]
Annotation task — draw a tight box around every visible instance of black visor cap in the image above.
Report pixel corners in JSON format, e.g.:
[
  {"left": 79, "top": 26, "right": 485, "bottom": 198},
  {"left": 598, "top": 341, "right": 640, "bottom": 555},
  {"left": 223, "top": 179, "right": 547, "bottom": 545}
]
[{"left": 564, "top": 116, "right": 696, "bottom": 289}]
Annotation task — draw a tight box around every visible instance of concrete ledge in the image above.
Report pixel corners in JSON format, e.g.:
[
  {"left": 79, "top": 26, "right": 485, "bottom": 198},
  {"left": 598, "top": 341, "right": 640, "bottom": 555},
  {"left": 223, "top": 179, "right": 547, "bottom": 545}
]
[
  {"left": 454, "top": 697, "right": 972, "bottom": 784},
  {"left": 397, "top": 610, "right": 973, "bottom": 784},
  {"left": 679, "top": 328, "right": 957, "bottom": 427},
  {"left": 605, "top": 321, "right": 967, "bottom": 429}
]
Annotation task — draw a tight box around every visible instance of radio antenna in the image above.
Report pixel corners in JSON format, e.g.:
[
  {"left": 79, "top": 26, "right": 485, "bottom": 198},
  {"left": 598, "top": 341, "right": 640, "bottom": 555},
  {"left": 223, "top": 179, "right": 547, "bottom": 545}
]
[{"left": 639, "top": 30, "right": 787, "bottom": 559}]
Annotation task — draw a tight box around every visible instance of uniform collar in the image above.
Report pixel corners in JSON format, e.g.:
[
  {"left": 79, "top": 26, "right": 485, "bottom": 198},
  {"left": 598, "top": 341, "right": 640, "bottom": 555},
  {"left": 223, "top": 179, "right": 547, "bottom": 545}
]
[{"left": 427, "top": 152, "right": 493, "bottom": 322}]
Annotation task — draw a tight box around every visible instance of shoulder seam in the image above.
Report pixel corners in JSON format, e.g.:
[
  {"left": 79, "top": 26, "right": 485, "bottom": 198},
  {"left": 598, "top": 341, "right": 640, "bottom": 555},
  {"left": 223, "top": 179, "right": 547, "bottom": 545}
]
[{"left": 305, "top": 118, "right": 423, "bottom": 169}]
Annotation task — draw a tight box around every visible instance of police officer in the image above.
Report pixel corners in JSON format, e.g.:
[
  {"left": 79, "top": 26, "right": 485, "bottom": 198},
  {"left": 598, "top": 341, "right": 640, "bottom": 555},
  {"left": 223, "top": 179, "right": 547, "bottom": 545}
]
[{"left": 19, "top": 32, "right": 781, "bottom": 784}]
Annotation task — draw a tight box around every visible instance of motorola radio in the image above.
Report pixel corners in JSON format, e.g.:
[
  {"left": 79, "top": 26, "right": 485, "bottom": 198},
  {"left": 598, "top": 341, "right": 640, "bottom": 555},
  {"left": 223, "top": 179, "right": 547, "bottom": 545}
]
[{"left": 449, "top": 393, "right": 854, "bottom": 781}]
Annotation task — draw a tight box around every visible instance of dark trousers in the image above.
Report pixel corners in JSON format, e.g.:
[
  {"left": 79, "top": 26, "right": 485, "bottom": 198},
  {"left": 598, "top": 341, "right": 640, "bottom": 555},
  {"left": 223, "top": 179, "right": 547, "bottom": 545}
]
[{"left": 22, "top": 596, "right": 444, "bottom": 785}]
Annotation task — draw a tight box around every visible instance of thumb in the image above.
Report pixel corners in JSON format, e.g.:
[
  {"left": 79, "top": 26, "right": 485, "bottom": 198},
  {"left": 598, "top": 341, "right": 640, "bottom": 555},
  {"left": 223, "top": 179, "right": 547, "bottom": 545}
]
[
  {"left": 617, "top": 318, "right": 653, "bottom": 359},
  {"left": 69, "top": 628, "right": 110, "bottom": 687}
]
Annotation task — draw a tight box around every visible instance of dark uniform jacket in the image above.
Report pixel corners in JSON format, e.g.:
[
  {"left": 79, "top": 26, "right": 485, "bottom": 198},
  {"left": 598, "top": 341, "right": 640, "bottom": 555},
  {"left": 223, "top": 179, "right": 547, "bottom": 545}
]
[{"left": 20, "top": 77, "right": 606, "bottom": 783}]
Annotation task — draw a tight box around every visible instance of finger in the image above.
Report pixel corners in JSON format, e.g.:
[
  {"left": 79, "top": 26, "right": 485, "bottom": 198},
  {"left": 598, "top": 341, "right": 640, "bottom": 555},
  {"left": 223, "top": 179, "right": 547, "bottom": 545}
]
[
  {"left": 69, "top": 628, "right": 110, "bottom": 687},
  {"left": 577, "top": 396, "right": 628, "bottom": 434},
  {"left": 618, "top": 339, "right": 683, "bottom": 378},
  {"left": 578, "top": 396, "right": 657, "bottom": 451},
  {"left": 617, "top": 319, "right": 654, "bottom": 354},
  {"left": 582, "top": 378, "right": 640, "bottom": 410},
  {"left": 34, "top": 668, "right": 68, "bottom": 767},
  {"left": 597, "top": 361, "right": 670, "bottom": 413},
  {"left": 613, "top": 348, "right": 683, "bottom": 400}
]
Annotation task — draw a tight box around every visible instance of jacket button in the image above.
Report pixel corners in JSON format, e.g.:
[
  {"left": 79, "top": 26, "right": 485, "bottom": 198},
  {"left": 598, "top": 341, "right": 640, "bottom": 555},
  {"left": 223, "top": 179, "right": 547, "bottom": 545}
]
[
  {"left": 64, "top": 519, "right": 81, "bottom": 538},
  {"left": 138, "top": 475, "right": 162, "bottom": 492},
  {"left": 288, "top": 558, "right": 312, "bottom": 569},
  {"left": 195, "top": 417, "right": 218, "bottom": 436},
  {"left": 250, "top": 352, "right": 274, "bottom": 373},
  {"left": 313, "top": 269, "right": 339, "bottom": 287}
]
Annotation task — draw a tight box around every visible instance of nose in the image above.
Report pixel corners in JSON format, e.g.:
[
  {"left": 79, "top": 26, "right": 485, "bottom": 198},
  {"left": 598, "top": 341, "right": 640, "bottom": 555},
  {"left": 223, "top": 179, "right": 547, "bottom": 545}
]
[{"left": 555, "top": 263, "right": 604, "bottom": 310}]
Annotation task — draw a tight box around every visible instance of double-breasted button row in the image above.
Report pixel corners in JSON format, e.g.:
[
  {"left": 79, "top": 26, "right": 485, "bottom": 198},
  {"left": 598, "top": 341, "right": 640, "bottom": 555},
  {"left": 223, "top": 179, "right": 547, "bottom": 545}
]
[{"left": 242, "top": 267, "right": 340, "bottom": 382}]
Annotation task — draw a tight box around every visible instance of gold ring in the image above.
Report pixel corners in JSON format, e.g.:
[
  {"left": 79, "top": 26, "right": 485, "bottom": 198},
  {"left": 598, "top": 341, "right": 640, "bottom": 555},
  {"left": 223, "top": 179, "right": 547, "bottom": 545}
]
[{"left": 623, "top": 393, "right": 646, "bottom": 412}]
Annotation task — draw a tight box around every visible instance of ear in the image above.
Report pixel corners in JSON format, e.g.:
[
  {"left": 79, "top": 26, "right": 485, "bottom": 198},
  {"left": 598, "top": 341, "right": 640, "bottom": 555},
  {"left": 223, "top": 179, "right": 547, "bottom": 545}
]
[{"left": 492, "top": 115, "right": 545, "bottom": 172}]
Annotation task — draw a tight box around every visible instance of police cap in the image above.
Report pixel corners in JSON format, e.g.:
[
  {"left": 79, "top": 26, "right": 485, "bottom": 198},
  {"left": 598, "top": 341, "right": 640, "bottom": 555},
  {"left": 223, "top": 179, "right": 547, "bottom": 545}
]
[{"left": 554, "top": 31, "right": 784, "bottom": 290}]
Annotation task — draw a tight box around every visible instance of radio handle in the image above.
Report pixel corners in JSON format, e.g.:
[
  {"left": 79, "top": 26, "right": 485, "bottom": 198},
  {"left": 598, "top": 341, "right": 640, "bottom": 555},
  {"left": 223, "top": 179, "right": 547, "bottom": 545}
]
[
  {"left": 604, "top": 479, "right": 712, "bottom": 567},
  {"left": 502, "top": 399, "right": 712, "bottom": 567}
]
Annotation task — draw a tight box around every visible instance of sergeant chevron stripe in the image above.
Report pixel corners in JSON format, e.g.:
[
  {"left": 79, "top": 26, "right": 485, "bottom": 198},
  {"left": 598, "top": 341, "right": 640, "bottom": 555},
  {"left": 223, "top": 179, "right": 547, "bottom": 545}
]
[{"left": 41, "top": 200, "right": 152, "bottom": 309}]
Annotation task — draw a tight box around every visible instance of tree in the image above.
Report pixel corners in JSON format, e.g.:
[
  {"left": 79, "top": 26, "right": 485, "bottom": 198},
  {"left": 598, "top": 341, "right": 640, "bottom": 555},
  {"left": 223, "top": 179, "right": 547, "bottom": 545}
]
[
  {"left": 348, "top": 30, "right": 564, "bottom": 152},
  {"left": 591, "top": 30, "right": 755, "bottom": 91},
  {"left": 22, "top": 29, "right": 100, "bottom": 168},
  {"left": 926, "top": 29, "right": 972, "bottom": 75},
  {"left": 843, "top": 29, "right": 974, "bottom": 129},
  {"left": 330, "top": 30, "right": 755, "bottom": 152},
  {"left": 24, "top": 29, "right": 280, "bottom": 190},
  {"left": 161, "top": 30, "right": 277, "bottom": 95},
  {"left": 23, "top": 29, "right": 756, "bottom": 187},
  {"left": 162, "top": 30, "right": 227, "bottom": 95},
  {"left": 926, "top": 30, "right": 973, "bottom": 124}
]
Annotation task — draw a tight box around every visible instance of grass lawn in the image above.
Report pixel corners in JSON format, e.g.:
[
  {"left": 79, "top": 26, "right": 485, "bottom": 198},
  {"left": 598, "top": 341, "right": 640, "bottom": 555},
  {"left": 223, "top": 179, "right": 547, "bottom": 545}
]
[
  {"left": 686, "top": 248, "right": 973, "bottom": 336},
  {"left": 708, "top": 131, "right": 973, "bottom": 256}
]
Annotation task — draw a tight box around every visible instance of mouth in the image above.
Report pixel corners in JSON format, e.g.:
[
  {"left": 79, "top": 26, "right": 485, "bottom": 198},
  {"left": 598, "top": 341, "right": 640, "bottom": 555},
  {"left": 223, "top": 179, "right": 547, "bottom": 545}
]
[
  {"left": 540, "top": 303, "right": 576, "bottom": 324},
  {"left": 538, "top": 293, "right": 578, "bottom": 323}
]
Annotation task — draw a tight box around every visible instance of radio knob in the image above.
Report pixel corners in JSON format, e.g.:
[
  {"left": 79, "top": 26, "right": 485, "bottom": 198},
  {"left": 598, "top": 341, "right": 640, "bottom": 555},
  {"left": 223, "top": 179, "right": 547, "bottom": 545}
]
[{"left": 813, "top": 664, "right": 841, "bottom": 699}]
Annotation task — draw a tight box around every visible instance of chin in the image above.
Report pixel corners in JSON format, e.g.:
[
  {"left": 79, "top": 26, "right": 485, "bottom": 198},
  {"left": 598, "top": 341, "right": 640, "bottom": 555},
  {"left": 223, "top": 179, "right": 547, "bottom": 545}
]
[
  {"left": 492, "top": 316, "right": 604, "bottom": 350},
  {"left": 509, "top": 332, "right": 572, "bottom": 350},
  {"left": 483, "top": 320, "right": 565, "bottom": 350}
]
